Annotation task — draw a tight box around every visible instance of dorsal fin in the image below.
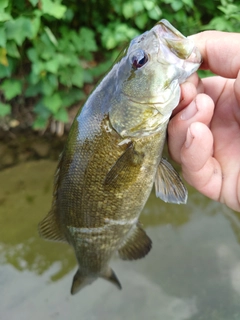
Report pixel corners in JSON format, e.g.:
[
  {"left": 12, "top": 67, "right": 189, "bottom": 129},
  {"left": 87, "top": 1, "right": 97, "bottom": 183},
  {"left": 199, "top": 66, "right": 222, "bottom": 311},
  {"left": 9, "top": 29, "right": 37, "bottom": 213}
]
[{"left": 118, "top": 223, "right": 152, "bottom": 260}]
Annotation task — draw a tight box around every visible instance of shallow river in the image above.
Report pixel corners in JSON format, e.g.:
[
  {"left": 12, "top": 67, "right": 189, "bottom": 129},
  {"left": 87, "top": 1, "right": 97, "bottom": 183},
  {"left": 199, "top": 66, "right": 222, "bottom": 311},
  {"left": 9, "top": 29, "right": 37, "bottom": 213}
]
[{"left": 1, "top": 160, "right": 240, "bottom": 320}]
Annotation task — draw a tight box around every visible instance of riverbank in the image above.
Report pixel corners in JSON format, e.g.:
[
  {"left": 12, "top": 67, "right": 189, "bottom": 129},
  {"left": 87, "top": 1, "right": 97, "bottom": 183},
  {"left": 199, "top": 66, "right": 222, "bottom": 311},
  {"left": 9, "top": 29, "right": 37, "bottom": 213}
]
[{"left": 0, "top": 128, "right": 67, "bottom": 171}]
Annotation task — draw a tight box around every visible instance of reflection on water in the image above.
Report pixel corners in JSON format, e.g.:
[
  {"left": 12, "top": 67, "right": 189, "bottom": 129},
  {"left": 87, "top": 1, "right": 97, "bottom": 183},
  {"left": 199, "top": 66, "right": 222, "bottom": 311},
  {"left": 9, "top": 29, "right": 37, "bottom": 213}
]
[{"left": 1, "top": 160, "right": 240, "bottom": 320}]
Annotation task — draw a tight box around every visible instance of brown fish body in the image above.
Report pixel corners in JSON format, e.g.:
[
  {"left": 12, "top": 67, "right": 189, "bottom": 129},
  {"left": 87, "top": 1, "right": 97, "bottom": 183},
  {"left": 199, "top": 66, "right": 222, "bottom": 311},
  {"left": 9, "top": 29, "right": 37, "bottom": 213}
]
[
  {"left": 39, "top": 19, "right": 201, "bottom": 293},
  {"left": 54, "top": 88, "right": 166, "bottom": 288}
]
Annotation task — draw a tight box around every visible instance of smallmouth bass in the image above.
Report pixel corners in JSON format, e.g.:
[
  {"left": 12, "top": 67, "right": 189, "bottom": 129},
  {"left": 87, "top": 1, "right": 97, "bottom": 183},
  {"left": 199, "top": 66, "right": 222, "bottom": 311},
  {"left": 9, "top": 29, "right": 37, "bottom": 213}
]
[{"left": 39, "top": 19, "right": 201, "bottom": 294}]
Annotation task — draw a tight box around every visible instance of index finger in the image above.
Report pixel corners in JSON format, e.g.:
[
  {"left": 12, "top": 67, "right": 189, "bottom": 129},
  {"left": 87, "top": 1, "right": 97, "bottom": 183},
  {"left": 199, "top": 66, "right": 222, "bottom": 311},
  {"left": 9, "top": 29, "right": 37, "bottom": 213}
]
[{"left": 189, "top": 31, "right": 240, "bottom": 79}]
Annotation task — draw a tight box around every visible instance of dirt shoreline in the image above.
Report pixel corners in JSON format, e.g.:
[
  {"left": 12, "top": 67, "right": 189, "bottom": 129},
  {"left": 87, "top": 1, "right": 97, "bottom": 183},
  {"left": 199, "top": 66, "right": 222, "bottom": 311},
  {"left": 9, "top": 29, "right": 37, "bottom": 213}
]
[{"left": 0, "top": 128, "right": 67, "bottom": 171}]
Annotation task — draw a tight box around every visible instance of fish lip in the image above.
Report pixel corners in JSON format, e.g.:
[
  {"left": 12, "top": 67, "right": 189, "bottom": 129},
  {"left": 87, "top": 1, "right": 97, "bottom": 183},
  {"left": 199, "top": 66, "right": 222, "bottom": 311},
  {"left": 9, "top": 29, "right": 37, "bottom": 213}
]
[{"left": 153, "top": 19, "right": 202, "bottom": 66}]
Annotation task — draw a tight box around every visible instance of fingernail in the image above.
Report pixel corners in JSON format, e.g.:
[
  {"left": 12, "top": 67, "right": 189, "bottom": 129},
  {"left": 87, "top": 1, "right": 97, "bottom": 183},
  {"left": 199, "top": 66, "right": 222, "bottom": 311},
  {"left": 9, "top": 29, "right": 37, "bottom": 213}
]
[
  {"left": 180, "top": 100, "right": 197, "bottom": 120},
  {"left": 185, "top": 127, "right": 194, "bottom": 148}
]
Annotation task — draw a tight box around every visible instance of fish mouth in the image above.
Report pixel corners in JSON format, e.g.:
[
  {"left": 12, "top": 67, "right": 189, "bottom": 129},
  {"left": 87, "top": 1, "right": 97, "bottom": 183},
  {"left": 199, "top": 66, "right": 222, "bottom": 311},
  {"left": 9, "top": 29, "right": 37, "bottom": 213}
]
[{"left": 154, "top": 19, "right": 202, "bottom": 67}]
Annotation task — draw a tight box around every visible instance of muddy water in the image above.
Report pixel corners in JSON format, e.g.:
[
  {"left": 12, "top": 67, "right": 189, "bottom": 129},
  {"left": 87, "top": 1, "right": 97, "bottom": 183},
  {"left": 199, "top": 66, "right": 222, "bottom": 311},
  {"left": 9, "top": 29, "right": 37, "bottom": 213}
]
[{"left": 1, "top": 160, "right": 240, "bottom": 320}]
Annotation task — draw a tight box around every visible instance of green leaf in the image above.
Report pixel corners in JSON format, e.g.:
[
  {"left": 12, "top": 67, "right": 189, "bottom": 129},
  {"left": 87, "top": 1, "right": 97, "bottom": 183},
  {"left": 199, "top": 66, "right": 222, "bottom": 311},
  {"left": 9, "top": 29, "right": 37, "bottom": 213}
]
[
  {"left": 182, "top": 0, "right": 194, "bottom": 8},
  {"left": 36, "top": 37, "right": 56, "bottom": 60},
  {"left": 0, "top": 26, "right": 6, "bottom": 47},
  {"left": 48, "top": 74, "right": 58, "bottom": 89},
  {"left": 78, "top": 27, "right": 97, "bottom": 52},
  {"left": 33, "top": 116, "right": 48, "bottom": 130},
  {"left": 60, "top": 89, "right": 85, "bottom": 108},
  {"left": 0, "top": 102, "right": 11, "bottom": 117},
  {"left": 0, "top": 0, "right": 8, "bottom": 11},
  {"left": 28, "top": 71, "right": 40, "bottom": 85},
  {"left": 135, "top": 13, "right": 148, "bottom": 29},
  {"left": 31, "top": 16, "right": 41, "bottom": 38},
  {"left": 44, "top": 26, "right": 58, "bottom": 46},
  {"left": 41, "top": 74, "right": 58, "bottom": 95},
  {"left": 71, "top": 66, "right": 84, "bottom": 88},
  {"left": 132, "top": 1, "right": 144, "bottom": 13},
  {"left": 59, "top": 68, "right": 72, "bottom": 87},
  {"left": 143, "top": 0, "right": 155, "bottom": 11},
  {"left": 34, "top": 100, "right": 51, "bottom": 118},
  {"left": 64, "top": 8, "right": 74, "bottom": 22},
  {"left": 25, "top": 82, "right": 42, "bottom": 97},
  {"left": 0, "top": 79, "right": 22, "bottom": 100},
  {"left": 147, "top": 6, "right": 162, "bottom": 20},
  {"left": 44, "top": 59, "right": 59, "bottom": 74},
  {"left": 27, "top": 47, "right": 38, "bottom": 62},
  {"left": 29, "top": 0, "right": 39, "bottom": 6},
  {"left": 0, "top": 57, "right": 15, "bottom": 77},
  {"left": 101, "top": 29, "right": 116, "bottom": 49},
  {"left": 0, "top": 47, "right": 8, "bottom": 66},
  {"left": 41, "top": 0, "right": 67, "bottom": 19},
  {"left": 43, "top": 92, "right": 62, "bottom": 113},
  {"left": 6, "top": 41, "right": 20, "bottom": 58},
  {"left": 122, "top": 2, "right": 134, "bottom": 19},
  {"left": 83, "top": 69, "right": 93, "bottom": 83},
  {"left": 5, "top": 16, "right": 32, "bottom": 45},
  {"left": 53, "top": 107, "right": 68, "bottom": 122},
  {"left": 0, "top": 12, "right": 11, "bottom": 22},
  {"left": 203, "top": 16, "right": 234, "bottom": 31},
  {"left": 32, "top": 60, "right": 45, "bottom": 76},
  {"left": 171, "top": 1, "right": 183, "bottom": 11}
]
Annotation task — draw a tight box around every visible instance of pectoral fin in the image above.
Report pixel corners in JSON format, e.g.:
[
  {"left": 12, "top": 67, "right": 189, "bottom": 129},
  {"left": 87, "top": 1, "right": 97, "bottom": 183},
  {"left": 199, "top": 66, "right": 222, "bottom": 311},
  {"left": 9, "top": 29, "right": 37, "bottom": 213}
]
[
  {"left": 104, "top": 142, "right": 143, "bottom": 186},
  {"left": 155, "top": 158, "right": 188, "bottom": 204},
  {"left": 118, "top": 224, "right": 152, "bottom": 260}
]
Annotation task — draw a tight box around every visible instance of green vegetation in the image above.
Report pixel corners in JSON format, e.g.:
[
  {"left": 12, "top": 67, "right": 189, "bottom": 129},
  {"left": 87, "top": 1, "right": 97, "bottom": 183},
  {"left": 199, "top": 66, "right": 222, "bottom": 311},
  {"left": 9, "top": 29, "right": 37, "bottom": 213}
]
[{"left": 0, "top": 0, "right": 239, "bottom": 129}]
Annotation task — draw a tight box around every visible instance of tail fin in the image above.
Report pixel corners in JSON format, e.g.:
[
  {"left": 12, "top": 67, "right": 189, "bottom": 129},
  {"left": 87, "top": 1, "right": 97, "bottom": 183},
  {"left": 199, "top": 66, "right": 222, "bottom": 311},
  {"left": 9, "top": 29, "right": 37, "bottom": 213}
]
[
  {"left": 100, "top": 267, "right": 122, "bottom": 290},
  {"left": 71, "top": 269, "right": 96, "bottom": 295},
  {"left": 70, "top": 267, "right": 122, "bottom": 294}
]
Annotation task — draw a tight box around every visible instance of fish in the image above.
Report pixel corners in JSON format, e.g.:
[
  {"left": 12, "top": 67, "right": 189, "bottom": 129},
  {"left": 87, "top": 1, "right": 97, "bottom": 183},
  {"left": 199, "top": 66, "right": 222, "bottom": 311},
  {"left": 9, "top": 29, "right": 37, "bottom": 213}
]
[{"left": 38, "top": 19, "right": 201, "bottom": 294}]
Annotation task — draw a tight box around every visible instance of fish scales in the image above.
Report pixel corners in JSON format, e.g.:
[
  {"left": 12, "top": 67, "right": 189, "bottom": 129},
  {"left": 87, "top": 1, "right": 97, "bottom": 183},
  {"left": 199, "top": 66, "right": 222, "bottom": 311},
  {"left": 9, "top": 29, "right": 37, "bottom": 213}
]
[{"left": 38, "top": 19, "right": 201, "bottom": 294}]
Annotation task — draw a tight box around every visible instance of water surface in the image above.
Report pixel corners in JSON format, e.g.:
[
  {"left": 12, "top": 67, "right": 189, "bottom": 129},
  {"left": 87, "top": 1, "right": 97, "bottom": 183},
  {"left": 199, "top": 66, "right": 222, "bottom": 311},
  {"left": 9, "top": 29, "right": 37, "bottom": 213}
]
[{"left": 1, "top": 160, "right": 240, "bottom": 320}]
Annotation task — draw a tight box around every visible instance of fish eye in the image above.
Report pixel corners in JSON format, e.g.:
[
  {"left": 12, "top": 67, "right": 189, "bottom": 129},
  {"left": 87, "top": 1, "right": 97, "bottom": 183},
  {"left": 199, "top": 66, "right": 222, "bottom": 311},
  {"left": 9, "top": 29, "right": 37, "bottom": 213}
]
[{"left": 131, "top": 50, "right": 148, "bottom": 70}]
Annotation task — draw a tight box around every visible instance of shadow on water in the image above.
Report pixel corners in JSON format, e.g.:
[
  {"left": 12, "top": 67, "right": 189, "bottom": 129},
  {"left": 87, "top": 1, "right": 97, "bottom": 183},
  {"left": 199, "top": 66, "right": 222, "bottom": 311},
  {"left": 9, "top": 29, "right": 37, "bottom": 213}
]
[{"left": 1, "top": 160, "right": 240, "bottom": 319}]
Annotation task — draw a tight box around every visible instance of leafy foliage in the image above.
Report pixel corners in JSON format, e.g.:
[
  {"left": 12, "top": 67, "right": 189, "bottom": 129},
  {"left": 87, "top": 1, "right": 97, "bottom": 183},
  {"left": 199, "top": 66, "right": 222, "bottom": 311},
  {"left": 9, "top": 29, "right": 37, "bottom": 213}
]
[{"left": 0, "top": 0, "right": 239, "bottom": 129}]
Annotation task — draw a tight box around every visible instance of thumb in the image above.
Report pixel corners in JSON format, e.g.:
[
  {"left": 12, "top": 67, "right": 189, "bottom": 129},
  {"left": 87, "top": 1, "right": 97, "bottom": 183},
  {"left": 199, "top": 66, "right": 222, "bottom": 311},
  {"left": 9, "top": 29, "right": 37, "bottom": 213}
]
[{"left": 234, "top": 70, "right": 240, "bottom": 107}]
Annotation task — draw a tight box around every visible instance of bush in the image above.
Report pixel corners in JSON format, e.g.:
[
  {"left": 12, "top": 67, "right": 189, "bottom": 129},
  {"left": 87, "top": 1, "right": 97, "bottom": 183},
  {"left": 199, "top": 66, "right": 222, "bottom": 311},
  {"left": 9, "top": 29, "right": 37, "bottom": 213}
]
[{"left": 0, "top": 0, "right": 239, "bottom": 130}]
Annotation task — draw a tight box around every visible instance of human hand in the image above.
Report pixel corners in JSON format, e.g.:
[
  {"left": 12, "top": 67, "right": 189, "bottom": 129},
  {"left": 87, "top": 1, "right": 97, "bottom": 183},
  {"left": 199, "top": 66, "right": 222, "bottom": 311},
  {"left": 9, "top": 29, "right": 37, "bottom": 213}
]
[{"left": 168, "top": 31, "right": 240, "bottom": 211}]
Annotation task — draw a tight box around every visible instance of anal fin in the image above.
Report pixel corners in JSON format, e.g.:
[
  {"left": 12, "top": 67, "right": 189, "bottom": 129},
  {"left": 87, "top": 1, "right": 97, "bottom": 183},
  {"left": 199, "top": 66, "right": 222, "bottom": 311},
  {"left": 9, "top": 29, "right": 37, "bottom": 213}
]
[
  {"left": 38, "top": 206, "right": 67, "bottom": 243},
  {"left": 38, "top": 152, "right": 68, "bottom": 243},
  {"left": 118, "top": 224, "right": 152, "bottom": 260}
]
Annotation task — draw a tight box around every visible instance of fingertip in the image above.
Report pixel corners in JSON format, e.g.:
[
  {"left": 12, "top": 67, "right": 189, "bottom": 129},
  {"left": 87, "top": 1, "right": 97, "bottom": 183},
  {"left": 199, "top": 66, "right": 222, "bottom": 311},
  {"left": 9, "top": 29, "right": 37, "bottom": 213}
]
[
  {"left": 234, "top": 69, "right": 240, "bottom": 104},
  {"left": 180, "top": 93, "right": 214, "bottom": 124},
  {"left": 168, "top": 93, "right": 214, "bottom": 165},
  {"left": 181, "top": 122, "right": 213, "bottom": 172},
  {"left": 173, "top": 81, "right": 197, "bottom": 116}
]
